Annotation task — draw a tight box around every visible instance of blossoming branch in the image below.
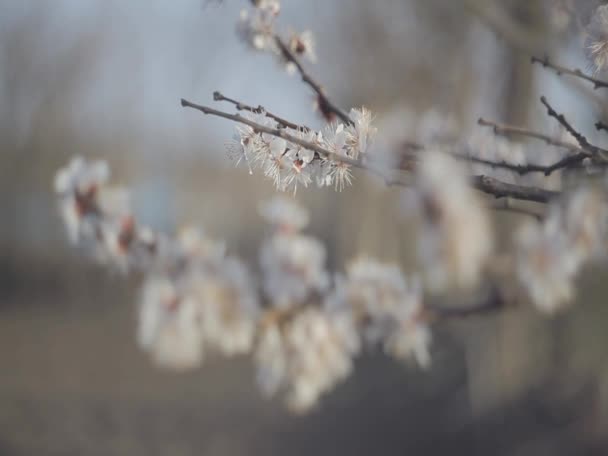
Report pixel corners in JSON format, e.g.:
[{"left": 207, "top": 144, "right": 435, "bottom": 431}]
[{"left": 51, "top": 0, "right": 608, "bottom": 415}]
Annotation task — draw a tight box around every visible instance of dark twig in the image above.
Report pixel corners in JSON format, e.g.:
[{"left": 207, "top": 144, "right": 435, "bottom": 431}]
[
  {"left": 532, "top": 56, "right": 608, "bottom": 90},
  {"left": 213, "top": 91, "right": 310, "bottom": 131},
  {"left": 457, "top": 152, "right": 589, "bottom": 176},
  {"left": 595, "top": 121, "right": 608, "bottom": 134},
  {"left": 181, "top": 97, "right": 562, "bottom": 203},
  {"left": 540, "top": 96, "right": 608, "bottom": 160},
  {"left": 478, "top": 117, "right": 585, "bottom": 154},
  {"left": 426, "top": 286, "right": 510, "bottom": 319},
  {"left": 274, "top": 35, "right": 353, "bottom": 126},
  {"left": 490, "top": 199, "right": 544, "bottom": 220},
  {"left": 471, "top": 175, "right": 559, "bottom": 203},
  {"left": 182, "top": 98, "right": 375, "bottom": 170}
]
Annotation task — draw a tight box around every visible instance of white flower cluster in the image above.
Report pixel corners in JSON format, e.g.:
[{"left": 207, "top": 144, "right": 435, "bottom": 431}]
[
  {"left": 254, "top": 197, "right": 359, "bottom": 412},
  {"left": 236, "top": 0, "right": 316, "bottom": 72},
  {"left": 515, "top": 188, "right": 607, "bottom": 313},
  {"left": 259, "top": 197, "right": 329, "bottom": 307},
  {"left": 138, "top": 246, "right": 260, "bottom": 370},
  {"left": 585, "top": 4, "right": 608, "bottom": 75},
  {"left": 54, "top": 158, "right": 260, "bottom": 370},
  {"left": 228, "top": 107, "right": 376, "bottom": 192},
  {"left": 406, "top": 150, "right": 494, "bottom": 292},
  {"left": 327, "top": 258, "right": 431, "bottom": 368},
  {"left": 54, "top": 165, "right": 431, "bottom": 412},
  {"left": 255, "top": 203, "right": 430, "bottom": 411},
  {"left": 54, "top": 157, "right": 156, "bottom": 272},
  {"left": 465, "top": 129, "right": 528, "bottom": 184},
  {"left": 256, "top": 306, "right": 359, "bottom": 413}
]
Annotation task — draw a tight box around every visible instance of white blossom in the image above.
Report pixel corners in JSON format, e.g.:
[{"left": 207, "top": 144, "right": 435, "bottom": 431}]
[
  {"left": 260, "top": 232, "right": 329, "bottom": 308},
  {"left": 465, "top": 129, "right": 527, "bottom": 184},
  {"left": 227, "top": 110, "right": 376, "bottom": 192},
  {"left": 236, "top": 7, "right": 277, "bottom": 52},
  {"left": 259, "top": 196, "right": 310, "bottom": 231},
  {"left": 515, "top": 187, "right": 607, "bottom": 313},
  {"left": 54, "top": 157, "right": 111, "bottom": 243},
  {"left": 585, "top": 4, "right": 608, "bottom": 74},
  {"left": 326, "top": 258, "right": 431, "bottom": 367},
  {"left": 251, "top": 0, "right": 281, "bottom": 15},
  {"left": 255, "top": 307, "right": 359, "bottom": 413},
  {"left": 408, "top": 150, "right": 493, "bottom": 291},
  {"left": 288, "top": 30, "right": 316, "bottom": 64},
  {"left": 137, "top": 276, "right": 205, "bottom": 370},
  {"left": 187, "top": 257, "right": 260, "bottom": 356},
  {"left": 345, "top": 107, "right": 377, "bottom": 157}
]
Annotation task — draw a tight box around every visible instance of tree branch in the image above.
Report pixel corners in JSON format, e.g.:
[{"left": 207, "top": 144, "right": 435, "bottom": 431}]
[
  {"left": 457, "top": 151, "right": 589, "bottom": 176},
  {"left": 426, "top": 286, "right": 511, "bottom": 319},
  {"left": 213, "top": 91, "right": 310, "bottom": 131},
  {"left": 595, "top": 121, "right": 608, "bottom": 134},
  {"left": 532, "top": 56, "right": 608, "bottom": 90},
  {"left": 490, "top": 198, "right": 543, "bottom": 220},
  {"left": 471, "top": 175, "right": 559, "bottom": 203},
  {"left": 478, "top": 117, "right": 585, "bottom": 155},
  {"left": 540, "top": 96, "right": 608, "bottom": 160},
  {"left": 181, "top": 97, "right": 562, "bottom": 204},
  {"left": 274, "top": 35, "right": 353, "bottom": 126}
]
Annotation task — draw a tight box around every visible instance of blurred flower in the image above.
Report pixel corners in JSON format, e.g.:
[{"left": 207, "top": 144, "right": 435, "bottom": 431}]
[
  {"left": 515, "top": 187, "right": 607, "bottom": 313},
  {"left": 408, "top": 150, "right": 493, "bottom": 291},
  {"left": 137, "top": 276, "right": 205, "bottom": 370},
  {"left": 251, "top": 0, "right": 280, "bottom": 15},
  {"left": 345, "top": 107, "right": 377, "bottom": 158},
  {"left": 260, "top": 231, "right": 329, "bottom": 308},
  {"left": 188, "top": 257, "right": 260, "bottom": 356},
  {"left": 326, "top": 258, "right": 431, "bottom": 367},
  {"left": 227, "top": 111, "right": 374, "bottom": 192},
  {"left": 585, "top": 4, "right": 608, "bottom": 74},
  {"left": 288, "top": 30, "right": 316, "bottom": 64},
  {"left": 465, "top": 129, "right": 527, "bottom": 184},
  {"left": 54, "top": 157, "right": 110, "bottom": 243},
  {"left": 255, "top": 306, "right": 359, "bottom": 413},
  {"left": 259, "top": 196, "right": 310, "bottom": 231}
]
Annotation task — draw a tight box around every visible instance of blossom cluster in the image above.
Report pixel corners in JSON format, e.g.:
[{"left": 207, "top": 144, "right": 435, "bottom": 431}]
[
  {"left": 404, "top": 150, "right": 494, "bottom": 292},
  {"left": 237, "top": 0, "right": 316, "bottom": 73},
  {"left": 54, "top": 158, "right": 429, "bottom": 412},
  {"left": 54, "top": 157, "right": 157, "bottom": 272},
  {"left": 515, "top": 187, "right": 608, "bottom": 313},
  {"left": 227, "top": 107, "right": 377, "bottom": 192},
  {"left": 585, "top": 4, "right": 608, "bottom": 75},
  {"left": 54, "top": 147, "right": 608, "bottom": 412}
]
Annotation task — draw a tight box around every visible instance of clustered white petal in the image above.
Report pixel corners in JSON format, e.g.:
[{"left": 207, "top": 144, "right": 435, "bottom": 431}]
[
  {"left": 255, "top": 307, "right": 359, "bottom": 413},
  {"left": 236, "top": 0, "right": 316, "bottom": 74},
  {"left": 408, "top": 150, "right": 493, "bottom": 292},
  {"left": 585, "top": 4, "right": 608, "bottom": 75},
  {"left": 326, "top": 258, "right": 431, "bottom": 367},
  {"left": 259, "top": 197, "right": 329, "bottom": 307},
  {"left": 54, "top": 160, "right": 435, "bottom": 412},
  {"left": 515, "top": 187, "right": 607, "bottom": 313},
  {"left": 228, "top": 108, "right": 377, "bottom": 193}
]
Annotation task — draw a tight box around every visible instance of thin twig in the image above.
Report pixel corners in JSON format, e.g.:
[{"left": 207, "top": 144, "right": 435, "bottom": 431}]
[
  {"left": 532, "top": 56, "right": 608, "bottom": 90},
  {"left": 478, "top": 117, "right": 585, "bottom": 154},
  {"left": 471, "top": 175, "right": 559, "bottom": 204},
  {"left": 426, "top": 286, "right": 510, "bottom": 319},
  {"left": 456, "top": 151, "right": 589, "bottom": 176},
  {"left": 595, "top": 121, "right": 608, "bottom": 134},
  {"left": 181, "top": 97, "right": 561, "bottom": 203},
  {"left": 540, "top": 96, "right": 608, "bottom": 160},
  {"left": 274, "top": 35, "right": 353, "bottom": 126},
  {"left": 213, "top": 91, "right": 310, "bottom": 131},
  {"left": 490, "top": 198, "right": 543, "bottom": 220},
  {"left": 182, "top": 98, "right": 359, "bottom": 166}
]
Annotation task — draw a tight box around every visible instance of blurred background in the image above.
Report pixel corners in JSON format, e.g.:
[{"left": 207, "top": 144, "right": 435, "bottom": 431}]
[{"left": 2, "top": 0, "right": 608, "bottom": 454}]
